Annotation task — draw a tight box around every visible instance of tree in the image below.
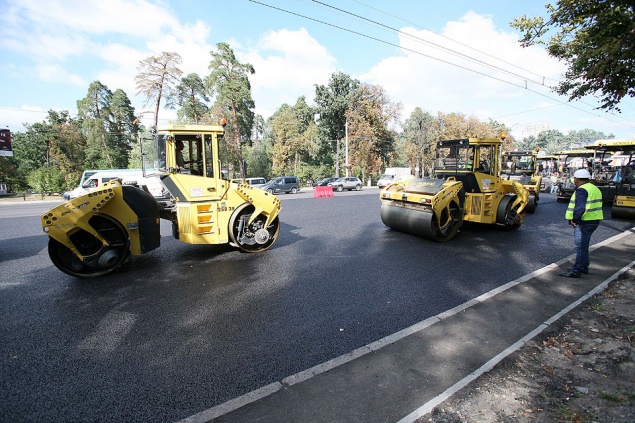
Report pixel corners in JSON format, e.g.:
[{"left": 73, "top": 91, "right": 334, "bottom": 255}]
[
  {"left": 518, "top": 128, "right": 613, "bottom": 153},
  {"left": 12, "top": 110, "right": 86, "bottom": 191},
  {"left": 108, "top": 89, "right": 139, "bottom": 168},
  {"left": 11, "top": 123, "right": 51, "bottom": 175},
  {"left": 206, "top": 42, "right": 255, "bottom": 178},
  {"left": 345, "top": 83, "right": 401, "bottom": 182},
  {"left": 27, "top": 166, "right": 66, "bottom": 194},
  {"left": 269, "top": 104, "right": 303, "bottom": 175},
  {"left": 135, "top": 52, "right": 183, "bottom": 128},
  {"left": 535, "top": 129, "right": 565, "bottom": 153},
  {"left": 511, "top": 1, "right": 635, "bottom": 111},
  {"left": 77, "top": 81, "right": 122, "bottom": 168},
  {"left": 402, "top": 108, "right": 436, "bottom": 176},
  {"left": 562, "top": 129, "right": 613, "bottom": 148},
  {"left": 314, "top": 72, "right": 361, "bottom": 177},
  {"left": 176, "top": 73, "right": 209, "bottom": 124}
]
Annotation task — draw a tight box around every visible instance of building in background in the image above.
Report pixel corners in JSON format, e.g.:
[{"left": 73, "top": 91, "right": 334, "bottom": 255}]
[
  {"left": 0, "top": 129, "right": 13, "bottom": 157},
  {"left": 522, "top": 121, "right": 550, "bottom": 139}
]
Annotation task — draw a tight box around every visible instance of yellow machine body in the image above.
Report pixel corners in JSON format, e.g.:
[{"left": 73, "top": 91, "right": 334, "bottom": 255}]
[
  {"left": 585, "top": 139, "right": 635, "bottom": 220},
  {"left": 501, "top": 149, "right": 542, "bottom": 213},
  {"left": 42, "top": 181, "right": 157, "bottom": 256},
  {"left": 42, "top": 181, "right": 161, "bottom": 277},
  {"left": 554, "top": 149, "right": 596, "bottom": 203},
  {"left": 379, "top": 137, "right": 528, "bottom": 241},
  {"left": 41, "top": 124, "right": 282, "bottom": 278}
]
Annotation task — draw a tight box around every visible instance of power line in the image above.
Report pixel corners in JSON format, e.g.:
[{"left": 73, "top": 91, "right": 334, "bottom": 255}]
[
  {"left": 349, "top": 0, "right": 558, "bottom": 84},
  {"left": 248, "top": 0, "right": 635, "bottom": 131},
  {"left": 346, "top": 0, "right": 634, "bottom": 119},
  {"left": 249, "top": 1, "right": 530, "bottom": 86},
  {"left": 310, "top": 0, "right": 550, "bottom": 89}
]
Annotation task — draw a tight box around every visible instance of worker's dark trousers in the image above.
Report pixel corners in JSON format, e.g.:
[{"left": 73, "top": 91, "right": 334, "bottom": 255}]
[{"left": 570, "top": 221, "right": 600, "bottom": 275}]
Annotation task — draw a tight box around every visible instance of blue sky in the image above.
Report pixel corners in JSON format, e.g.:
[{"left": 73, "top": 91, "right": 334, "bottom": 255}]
[{"left": 2, "top": 0, "right": 635, "bottom": 141}]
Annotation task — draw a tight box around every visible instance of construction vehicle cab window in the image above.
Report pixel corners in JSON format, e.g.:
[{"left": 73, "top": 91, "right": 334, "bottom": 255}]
[
  {"left": 436, "top": 142, "right": 496, "bottom": 176},
  {"left": 501, "top": 150, "right": 543, "bottom": 213},
  {"left": 42, "top": 124, "right": 282, "bottom": 278}
]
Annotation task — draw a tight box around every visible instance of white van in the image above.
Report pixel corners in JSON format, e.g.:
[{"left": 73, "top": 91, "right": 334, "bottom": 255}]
[
  {"left": 62, "top": 169, "right": 164, "bottom": 201},
  {"left": 245, "top": 177, "right": 267, "bottom": 188}
]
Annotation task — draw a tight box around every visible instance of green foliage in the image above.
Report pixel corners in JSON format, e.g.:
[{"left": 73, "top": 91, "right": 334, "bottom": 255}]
[
  {"left": 511, "top": 1, "right": 635, "bottom": 111},
  {"left": 77, "top": 82, "right": 136, "bottom": 169},
  {"left": 176, "top": 73, "right": 209, "bottom": 124},
  {"left": 243, "top": 142, "right": 272, "bottom": 179},
  {"left": 314, "top": 72, "right": 361, "bottom": 176},
  {"left": 8, "top": 58, "right": 622, "bottom": 187},
  {"left": 77, "top": 81, "right": 112, "bottom": 120},
  {"left": 26, "top": 166, "right": 66, "bottom": 193},
  {"left": 345, "top": 83, "right": 400, "bottom": 179},
  {"left": 11, "top": 124, "right": 50, "bottom": 175},
  {"left": 295, "top": 163, "right": 334, "bottom": 185},
  {"left": 269, "top": 104, "right": 303, "bottom": 175},
  {"left": 401, "top": 108, "right": 437, "bottom": 176},
  {"left": 127, "top": 141, "right": 143, "bottom": 169},
  {"left": 12, "top": 110, "right": 86, "bottom": 191},
  {"left": 518, "top": 128, "right": 613, "bottom": 153},
  {"left": 109, "top": 88, "right": 139, "bottom": 165},
  {"left": 206, "top": 42, "right": 255, "bottom": 177},
  {"left": 0, "top": 157, "right": 24, "bottom": 191}
]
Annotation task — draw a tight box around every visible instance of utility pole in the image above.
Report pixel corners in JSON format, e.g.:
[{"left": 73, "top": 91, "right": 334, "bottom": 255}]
[
  {"left": 336, "top": 139, "right": 340, "bottom": 178},
  {"left": 345, "top": 118, "right": 349, "bottom": 177}
]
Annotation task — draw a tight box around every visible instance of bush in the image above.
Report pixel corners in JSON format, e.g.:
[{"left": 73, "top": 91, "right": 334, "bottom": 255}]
[{"left": 27, "top": 167, "right": 66, "bottom": 194}]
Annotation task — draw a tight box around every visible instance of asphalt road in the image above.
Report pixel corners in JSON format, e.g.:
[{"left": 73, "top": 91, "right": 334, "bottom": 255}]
[{"left": 1, "top": 189, "right": 632, "bottom": 422}]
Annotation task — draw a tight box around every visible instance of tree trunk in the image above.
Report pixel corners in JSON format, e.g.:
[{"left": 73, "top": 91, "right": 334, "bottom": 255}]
[{"left": 231, "top": 99, "right": 244, "bottom": 178}]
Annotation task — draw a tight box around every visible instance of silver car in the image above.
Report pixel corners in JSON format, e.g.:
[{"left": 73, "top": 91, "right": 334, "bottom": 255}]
[{"left": 329, "top": 177, "right": 362, "bottom": 192}]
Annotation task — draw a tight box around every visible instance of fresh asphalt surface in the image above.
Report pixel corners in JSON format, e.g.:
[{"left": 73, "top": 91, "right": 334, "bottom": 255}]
[{"left": 1, "top": 189, "right": 633, "bottom": 422}]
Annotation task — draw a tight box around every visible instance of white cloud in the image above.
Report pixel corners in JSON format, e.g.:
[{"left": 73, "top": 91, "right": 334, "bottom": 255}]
[
  {"left": 36, "top": 64, "right": 85, "bottom": 86},
  {"left": 10, "top": 0, "right": 176, "bottom": 39},
  {"left": 360, "top": 11, "right": 568, "bottom": 129},
  {"left": 2, "top": 105, "right": 53, "bottom": 132},
  {"left": 241, "top": 28, "right": 337, "bottom": 118}
]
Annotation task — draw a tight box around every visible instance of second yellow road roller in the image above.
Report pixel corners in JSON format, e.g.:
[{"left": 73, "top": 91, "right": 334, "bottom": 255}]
[{"left": 379, "top": 137, "right": 529, "bottom": 241}]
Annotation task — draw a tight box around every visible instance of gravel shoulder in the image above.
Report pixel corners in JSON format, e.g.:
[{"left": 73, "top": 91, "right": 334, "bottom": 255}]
[{"left": 423, "top": 267, "right": 635, "bottom": 423}]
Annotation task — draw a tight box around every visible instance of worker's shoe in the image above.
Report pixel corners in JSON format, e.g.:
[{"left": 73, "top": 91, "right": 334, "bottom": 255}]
[{"left": 559, "top": 271, "right": 581, "bottom": 278}]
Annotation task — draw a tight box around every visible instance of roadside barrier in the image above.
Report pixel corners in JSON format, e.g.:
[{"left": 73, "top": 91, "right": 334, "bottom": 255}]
[{"left": 313, "top": 186, "right": 334, "bottom": 198}]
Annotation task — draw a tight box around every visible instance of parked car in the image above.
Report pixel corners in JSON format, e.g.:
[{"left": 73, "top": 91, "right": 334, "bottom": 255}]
[
  {"left": 329, "top": 177, "right": 362, "bottom": 192},
  {"left": 315, "top": 177, "right": 338, "bottom": 187},
  {"left": 261, "top": 176, "right": 300, "bottom": 194},
  {"left": 245, "top": 177, "right": 267, "bottom": 188},
  {"left": 231, "top": 177, "right": 267, "bottom": 189}
]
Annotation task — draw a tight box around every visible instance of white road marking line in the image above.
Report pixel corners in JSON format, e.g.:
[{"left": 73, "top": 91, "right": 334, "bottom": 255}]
[{"left": 179, "top": 228, "right": 635, "bottom": 423}]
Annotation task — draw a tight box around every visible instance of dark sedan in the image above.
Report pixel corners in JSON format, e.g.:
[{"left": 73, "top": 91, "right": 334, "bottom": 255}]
[{"left": 315, "top": 177, "right": 338, "bottom": 187}]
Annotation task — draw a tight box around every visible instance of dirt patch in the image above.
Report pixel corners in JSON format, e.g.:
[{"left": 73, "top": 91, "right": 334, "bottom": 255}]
[{"left": 423, "top": 267, "right": 635, "bottom": 423}]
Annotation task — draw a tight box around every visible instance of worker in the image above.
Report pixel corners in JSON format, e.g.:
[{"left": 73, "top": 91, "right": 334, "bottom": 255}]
[
  {"left": 549, "top": 172, "right": 559, "bottom": 194},
  {"left": 559, "top": 169, "right": 604, "bottom": 278},
  {"left": 505, "top": 156, "right": 516, "bottom": 173},
  {"left": 175, "top": 140, "right": 185, "bottom": 169}
]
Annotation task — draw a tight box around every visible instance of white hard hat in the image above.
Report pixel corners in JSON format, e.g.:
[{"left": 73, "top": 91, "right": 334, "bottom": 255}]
[{"left": 573, "top": 169, "right": 591, "bottom": 179}]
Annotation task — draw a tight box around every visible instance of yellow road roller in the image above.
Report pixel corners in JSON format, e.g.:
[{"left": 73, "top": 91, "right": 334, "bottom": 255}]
[
  {"left": 41, "top": 124, "right": 282, "bottom": 278},
  {"left": 501, "top": 149, "right": 542, "bottom": 213},
  {"left": 379, "top": 137, "right": 529, "bottom": 241},
  {"left": 586, "top": 139, "right": 635, "bottom": 219}
]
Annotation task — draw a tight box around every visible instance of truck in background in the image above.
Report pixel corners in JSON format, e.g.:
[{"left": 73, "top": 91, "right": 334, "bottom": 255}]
[
  {"left": 62, "top": 169, "right": 164, "bottom": 201},
  {"left": 377, "top": 167, "right": 412, "bottom": 189}
]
